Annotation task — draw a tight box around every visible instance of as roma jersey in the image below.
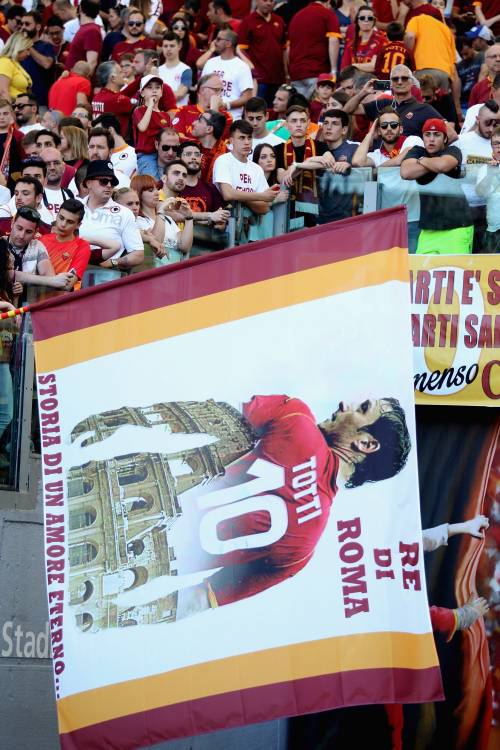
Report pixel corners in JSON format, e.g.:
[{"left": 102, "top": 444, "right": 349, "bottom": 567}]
[{"left": 173, "top": 395, "right": 339, "bottom": 605}]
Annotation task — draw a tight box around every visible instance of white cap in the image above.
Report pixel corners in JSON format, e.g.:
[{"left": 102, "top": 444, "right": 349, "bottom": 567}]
[{"left": 140, "top": 74, "right": 163, "bottom": 91}]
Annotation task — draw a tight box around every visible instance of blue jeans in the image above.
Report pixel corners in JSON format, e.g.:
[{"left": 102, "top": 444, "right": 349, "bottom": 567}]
[{"left": 137, "top": 152, "right": 161, "bottom": 180}]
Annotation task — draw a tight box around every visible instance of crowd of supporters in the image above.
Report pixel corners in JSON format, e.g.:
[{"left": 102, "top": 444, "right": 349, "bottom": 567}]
[{"left": 0, "top": 0, "right": 498, "bottom": 308}]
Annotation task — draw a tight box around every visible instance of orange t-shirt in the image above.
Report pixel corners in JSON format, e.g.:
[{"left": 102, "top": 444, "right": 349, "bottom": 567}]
[{"left": 40, "top": 234, "right": 91, "bottom": 291}]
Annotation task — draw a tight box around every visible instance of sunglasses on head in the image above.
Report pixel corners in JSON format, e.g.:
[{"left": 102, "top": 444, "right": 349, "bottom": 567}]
[
  {"left": 379, "top": 121, "right": 399, "bottom": 130},
  {"left": 359, "top": 14, "right": 374, "bottom": 21},
  {"left": 96, "top": 177, "right": 114, "bottom": 186},
  {"left": 391, "top": 76, "right": 410, "bottom": 83}
]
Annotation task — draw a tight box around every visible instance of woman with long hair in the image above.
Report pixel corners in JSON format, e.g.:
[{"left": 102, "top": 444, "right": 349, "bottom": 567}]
[
  {"left": 169, "top": 15, "right": 201, "bottom": 69},
  {"left": 341, "top": 6, "right": 386, "bottom": 72},
  {"left": 0, "top": 32, "right": 33, "bottom": 100},
  {"left": 130, "top": 175, "right": 193, "bottom": 265},
  {"left": 252, "top": 144, "right": 280, "bottom": 186},
  {"left": 59, "top": 125, "right": 89, "bottom": 168},
  {"left": 113, "top": 186, "right": 164, "bottom": 258}
]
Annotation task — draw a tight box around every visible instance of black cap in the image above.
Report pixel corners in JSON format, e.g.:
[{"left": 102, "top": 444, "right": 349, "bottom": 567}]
[{"left": 83, "top": 160, "right": 119, "bottom": 186}]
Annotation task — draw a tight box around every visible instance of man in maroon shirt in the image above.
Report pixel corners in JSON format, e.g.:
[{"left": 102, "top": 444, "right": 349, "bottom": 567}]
[
  {"left": 287, "top": 0, "right": 342, "bottom": 99},
  {"left": 238, "top": 0, "right": 287, "bottom": 106},
  {"left": 400, "top": 0, "right": 443, "bottom": 26},
  {"left": 111, "top": 9, "right": 156, "bottom": 63},
  {"left": 64, "top": 0, "right": 102, "bottom": 75},
  {"left": 468, "top": 44, "right": 500, "bottom": 105},
  {"left": 92, "top": 61, "right": 134, "bottom": 138}
]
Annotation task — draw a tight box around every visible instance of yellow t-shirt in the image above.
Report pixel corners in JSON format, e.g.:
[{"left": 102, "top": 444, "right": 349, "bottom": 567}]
[
  {"left": 0, "top": 57, "right": 32, "bottom": 99},
  {"left": 406, "top": 16, "right": 456, "bottom": 79}
]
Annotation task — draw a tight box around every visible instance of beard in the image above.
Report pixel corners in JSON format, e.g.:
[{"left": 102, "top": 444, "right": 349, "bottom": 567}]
[{"left": 186, "top": 164, "right": 200, "bottom": 175}]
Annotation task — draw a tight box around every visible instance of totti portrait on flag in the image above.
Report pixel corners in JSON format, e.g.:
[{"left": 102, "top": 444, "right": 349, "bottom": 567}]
[{"left": 66, "top": 393, "right": 410, "bottom": 628}]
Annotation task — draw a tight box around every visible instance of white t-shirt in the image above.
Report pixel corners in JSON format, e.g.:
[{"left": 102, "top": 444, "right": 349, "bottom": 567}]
[
  {"left": 368, "top": 135, "right": 423, "bottom": 167},
  {"left": 252, "top": 132, "right": 285, "bottom": 151},
  {"left": 476, "top": 164, "right": 500, "bottom": 232},
  {"left": 457, "top": 130, "right": 492, "bottom": 207},
  {"left": 213, "top": 152, "right": 269, "bottom": 193},
  {"left": 79, "top": 197, "right": 143, "bottom": 257},
  {"left": 137, "top": 213, "right": 183, "bottom": 264},
  {"left": 201, "top": 56, "right": 253, "bottom": 119},
  {"left": 158, "top": 62, "right": 192, "bottom": 107},
  {"left": 44, "top": 187, "right": 73, "bottom": 217},
  {"left": 111, "top": 145, "right": 138, "bottom": 178}
]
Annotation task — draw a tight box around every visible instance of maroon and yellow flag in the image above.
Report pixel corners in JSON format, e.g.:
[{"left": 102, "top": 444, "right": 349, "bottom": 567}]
[{"left": 31, "top": 208, "right": 442, "bottom": 750}]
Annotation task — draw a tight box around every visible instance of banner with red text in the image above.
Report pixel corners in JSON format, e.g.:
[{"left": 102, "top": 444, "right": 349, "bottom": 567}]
[
  {"left": 410, "top": 255, "right": 499, "bottom": 406},
  {"left": 31, "top": 207, "right": 442, "bottom": 750}
]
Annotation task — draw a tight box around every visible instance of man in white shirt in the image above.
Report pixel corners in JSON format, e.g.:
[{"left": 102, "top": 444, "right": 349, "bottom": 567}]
[
  {"left": 201, "top": 30, "right": 253, "bottom": 118},
  {"left": 79, "top": 160, "right": 143, "bottom": 270},
  {"left": 158, "top": 32, "right": 192, "bottom": 106},
  {"left": 213, "top": 119, "right": 278, "bottom": 215},
  {"left": 243, "top": 96, "right": 285, "bottom": 153},
  {"left": 460, "top": 75, "right": 500, "bottom": 134},
  {"left": 458, "top": 100, "right": 500, "bottom": 249},
  {"left": 352, "top": 108, "right": 423, "bottom": 253},
  {"left": 92, "top": 114, "right": 138, "bottom": 178},
  {"left": 39, "top": 147, "right": 74, "bottom": 217},
  {"left": 475, "top": 126, "right": 500, "bottom": 253}
]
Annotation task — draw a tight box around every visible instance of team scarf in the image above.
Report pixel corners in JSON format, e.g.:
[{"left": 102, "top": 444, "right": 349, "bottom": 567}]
[
  {"left": 0, "top": 124, "right": 14, "bottom": 181},
  {"left": 380, "top": 134, "right": 407, "bottom": 159},
  {"left": 284, "top": 137, "right": 317, "bottom": 198}
]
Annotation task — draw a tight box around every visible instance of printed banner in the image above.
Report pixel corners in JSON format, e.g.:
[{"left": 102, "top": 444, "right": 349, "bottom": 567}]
[
  {"left": 31, "top": 207, "right": 442, "bottom": 750},
  {"left": 410, "top": 255, "right": 500, "bottom": 406}
]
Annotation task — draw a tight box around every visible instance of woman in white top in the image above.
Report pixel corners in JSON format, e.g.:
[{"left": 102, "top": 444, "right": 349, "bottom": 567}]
[{"left": 130, "top": 175, "right": 193, "bottom": 265}]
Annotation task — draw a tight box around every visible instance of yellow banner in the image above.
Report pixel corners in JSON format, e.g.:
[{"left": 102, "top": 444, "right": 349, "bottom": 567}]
[{"left": 410, "top": 255, "right": 499, "bottom": 406}]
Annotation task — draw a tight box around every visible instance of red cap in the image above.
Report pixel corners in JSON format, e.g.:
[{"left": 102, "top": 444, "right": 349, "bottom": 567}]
[
  {"left": 317, "top": 73, "right": 336, "bottom": 86},
  {"left": 422, "top": 118, "right": 447, "bottom": 135}
]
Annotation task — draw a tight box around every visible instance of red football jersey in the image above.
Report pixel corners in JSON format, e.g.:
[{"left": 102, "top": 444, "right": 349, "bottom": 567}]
[{"left": 175, "top": 395, "right": 339, "bottom": 606}]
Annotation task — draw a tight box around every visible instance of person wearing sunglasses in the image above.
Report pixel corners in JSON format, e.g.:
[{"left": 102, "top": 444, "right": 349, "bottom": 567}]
[
  {"left": 110, "top": 9, "right": 157, "bottom": 63},
  {"left": 0, "top": 6, "right": 24, "bottom": 46},
  {"left": 341, "top": 6, "right": 386, "bottom": 73},
  {"left": 348, "top": 65, "right": 448, "bottom": 138},
  {"left": 199, "top": 30, "right": 253, "bottom": 119},
  {"left": 79, "top": 160, "right": 144, "bottom": 275},
  {"left": 475, "top": 125, "right": 500, "bottom": 253},
  {"left": 353, "top": 108, "right": 424, "bottom": 253}
]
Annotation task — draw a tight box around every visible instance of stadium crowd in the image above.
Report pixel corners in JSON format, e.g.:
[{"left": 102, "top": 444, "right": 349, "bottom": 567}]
[{"left": 0, "top": 0, "right": 498, "bottom": 305}]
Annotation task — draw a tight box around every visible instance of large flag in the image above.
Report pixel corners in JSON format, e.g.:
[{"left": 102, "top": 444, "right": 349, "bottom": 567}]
[{"left": 32, "top": 207, "right": 442, "bottom": 750}]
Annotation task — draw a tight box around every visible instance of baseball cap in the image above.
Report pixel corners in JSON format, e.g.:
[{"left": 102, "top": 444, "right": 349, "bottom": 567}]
[
  {"left": 317, "top": 73, "right": 336, "bottom": 86},
  {"left": 465, "top": 25, "right": 493, "bottom": 42},
  {"left": 83, "top": 160, "right": 119, "bottom": 186},
  {"left": 422, "top": 118, "right": 447, "bottom": 135},
  {"left": 140, "top": 74, "right": 163, "bottom": 90}
]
